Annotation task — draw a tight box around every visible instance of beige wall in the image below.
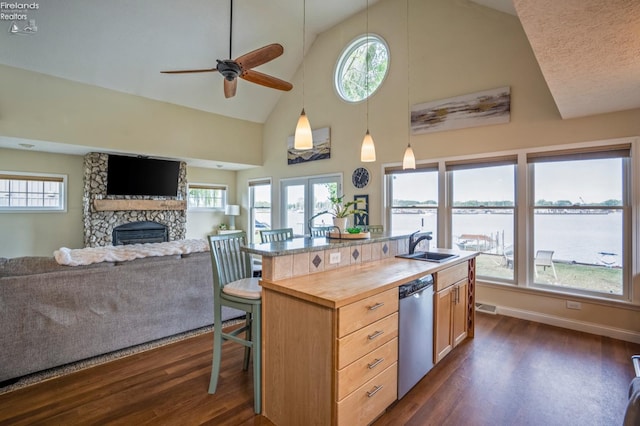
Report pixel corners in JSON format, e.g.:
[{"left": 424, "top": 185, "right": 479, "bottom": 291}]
[
  {"left": 0, "top": 148, "right": 84, "bottom": 258},
  {"left": 185, "top": 166, "right": 238, "bottom": 239},
  {"left": 0, "top": 149, "right": 237, "bottom": 257},
  {"left": 236, "top": 0, "right": 640, "bottom": 339},
  {"left": 0, "top": 65, "right": 263, "bottom": 167}
]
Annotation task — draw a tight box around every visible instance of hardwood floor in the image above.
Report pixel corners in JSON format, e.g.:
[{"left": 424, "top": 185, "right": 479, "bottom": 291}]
[{"left": 1, "top": 314, "right": 638, "bottom": 425}]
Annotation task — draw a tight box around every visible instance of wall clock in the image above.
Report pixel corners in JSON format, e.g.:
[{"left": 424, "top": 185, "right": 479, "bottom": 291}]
[{"left": 352, "top": 167, "right": 370, "bottom": 189}]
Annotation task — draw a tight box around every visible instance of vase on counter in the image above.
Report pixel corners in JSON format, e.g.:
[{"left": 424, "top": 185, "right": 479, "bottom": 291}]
[{"left": 333, "top": 217, "right": 347, "bottom": 232}]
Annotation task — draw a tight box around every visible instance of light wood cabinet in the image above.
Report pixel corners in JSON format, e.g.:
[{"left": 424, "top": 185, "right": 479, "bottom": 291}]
[
  {"left": 261, "top": 254, "right": 476, "bottom": 425},
  {"left": 434, "top": 264, "right": 470, "bottom": 364},
  {"left": 264, "top": 286, "right": 398, "bottom": 426}
]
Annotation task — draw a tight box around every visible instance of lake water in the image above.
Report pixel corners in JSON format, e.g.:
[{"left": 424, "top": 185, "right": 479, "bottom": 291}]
[
  {"left": 394, "top": 211, "right": 623, "bottom": 267},
  {"left": 263, "top": 210, "right": 624, "bottom": 267}
]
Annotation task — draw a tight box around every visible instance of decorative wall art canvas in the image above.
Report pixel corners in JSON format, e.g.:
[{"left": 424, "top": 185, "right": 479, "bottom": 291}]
[
  {"left": 287, "top": 127, "right": 331, "bottom": 165},
  {"left": 411, "top": 86, "right": 510, "bottom": 135}
]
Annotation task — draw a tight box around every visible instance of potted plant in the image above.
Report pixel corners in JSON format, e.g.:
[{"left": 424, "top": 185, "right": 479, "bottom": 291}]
[{"left": 328, "top": 191, "right": 366, "bottom": 231}]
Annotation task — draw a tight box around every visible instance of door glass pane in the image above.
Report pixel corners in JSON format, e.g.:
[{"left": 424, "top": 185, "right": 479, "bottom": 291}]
[
  {"left": 284, "top": 184, "right": 305, "bottom": 235},
  {"left": 451, "top": 165, "right": 514, "bottom": 281},
  {"left": 532, "top": 158, "right": 624, "bottom": 295},
  {"left": 312, "top": 182, "right": 337, "bottom": 227}
]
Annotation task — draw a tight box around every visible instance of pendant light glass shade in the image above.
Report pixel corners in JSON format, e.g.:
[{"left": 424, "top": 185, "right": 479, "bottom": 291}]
[
  {"left": 403, "top": 143, "right": 416, "bottom": 169},
  {"left": 360, "top": 129, "right": 376, "bottom": 162},
  {"left": 294, "top": 108, "right": 313, "bottom": 149},
  {"left": 294, "top": 0, "right": 312, "bottom": 150},
  {"left": 360, "top": 0, "right": 376, "bottom": 162}
]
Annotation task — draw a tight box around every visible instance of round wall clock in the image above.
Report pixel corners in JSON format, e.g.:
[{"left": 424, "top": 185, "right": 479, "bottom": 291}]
[{"left": 352, "top": 167, "right": 370, "bottom": 189}]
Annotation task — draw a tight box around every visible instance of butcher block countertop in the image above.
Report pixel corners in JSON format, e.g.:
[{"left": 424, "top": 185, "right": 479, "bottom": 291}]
[{"left": 259, "top": 249, "right": 478, "bottom": 309}]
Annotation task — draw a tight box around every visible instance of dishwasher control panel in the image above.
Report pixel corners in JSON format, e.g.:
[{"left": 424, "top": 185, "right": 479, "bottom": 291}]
[{"left": 398, "top": 275, "right": 433, "bottom": 299}]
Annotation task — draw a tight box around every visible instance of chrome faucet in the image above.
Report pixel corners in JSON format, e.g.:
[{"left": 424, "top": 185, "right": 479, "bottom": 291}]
[{"left": 408, "top": 230, "right": 432, "bottom": 254}]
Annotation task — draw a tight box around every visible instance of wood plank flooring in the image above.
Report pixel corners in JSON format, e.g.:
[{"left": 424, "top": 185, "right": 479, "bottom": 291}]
[{"left": 0, "top": 314, "right": 638, "bottom": 425}]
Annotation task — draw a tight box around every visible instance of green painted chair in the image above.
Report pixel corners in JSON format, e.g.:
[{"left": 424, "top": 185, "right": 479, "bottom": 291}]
[
  {"left": 309, "top": 225, "right": 337, "bottom": 237},
  {"left": 207, "top": 233, "right": 262, "bottom": 413},
  {"left": 259, "top": 228, "right": 294, "bottom": 243}
]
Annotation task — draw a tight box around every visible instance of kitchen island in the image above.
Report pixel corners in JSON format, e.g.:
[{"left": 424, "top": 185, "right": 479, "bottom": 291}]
[{"left": 244, "top": 235, "right": 477, "bottom": 425}]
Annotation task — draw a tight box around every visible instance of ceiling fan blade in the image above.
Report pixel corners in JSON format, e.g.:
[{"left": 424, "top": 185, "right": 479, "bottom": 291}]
[
  {"left": 241, "top": 69, "right": 293, "bottom": 91},
  {"left": 160, "top": 68, "right": 218, "bottom": 74},
  {"left": 224, "top": 78, "right": 237, "bottom": 98},
  {"left": 235, "top": 43, "right": 284, "bottom": 70}
]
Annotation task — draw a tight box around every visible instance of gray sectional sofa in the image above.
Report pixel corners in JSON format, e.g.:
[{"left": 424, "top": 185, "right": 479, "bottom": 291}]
[{"left": 0, "top": 252, "right": 242, "bottom": 384}]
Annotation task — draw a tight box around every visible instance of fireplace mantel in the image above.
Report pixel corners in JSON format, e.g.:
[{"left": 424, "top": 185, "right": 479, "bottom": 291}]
[{"left": 93, "top": 199, "right": 187, "bottom": 212}]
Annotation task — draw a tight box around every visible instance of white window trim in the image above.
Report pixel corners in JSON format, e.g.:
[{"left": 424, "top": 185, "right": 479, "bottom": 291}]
[
  {"left": 249, "top": 178, "right": 272, "bottom": 244},
  {"left": 186, "top": 183, "right": 227, "bottom": 212},
  {"left": 334, "top": 33, "right": 390, "bottom": 103},
  {"left": 0, "top": 171, "right": 67, "bottom": 213},
  {"left": 383, "top": 136, "right": 638, "bottom": 304}
]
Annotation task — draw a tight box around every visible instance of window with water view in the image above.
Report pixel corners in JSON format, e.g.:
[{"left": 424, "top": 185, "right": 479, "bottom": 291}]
[
  {"left": 384, "top": 142, "right": 631, "bottom": 301},
  {"left": 529, "top": 150, "right": 627, "bottom": 296}
]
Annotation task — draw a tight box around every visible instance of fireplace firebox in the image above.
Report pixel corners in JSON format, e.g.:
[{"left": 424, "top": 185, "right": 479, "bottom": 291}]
[{"left": 112, "top": 221, "right": 169, "bottom": 245}]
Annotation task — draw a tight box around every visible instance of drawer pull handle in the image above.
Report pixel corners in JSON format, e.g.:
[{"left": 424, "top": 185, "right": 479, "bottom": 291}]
[
  {"left": 368, "top": 330, "right": 384, "bottom": 340},
  {"left": 368, "top": 302, "right": 384, "bottom": 311},
  {"left": 367, "top": 385, "right": 384, "bottom": 398},
  {"left": 367, "top": 357, "right": 384, "bottom": 369}
]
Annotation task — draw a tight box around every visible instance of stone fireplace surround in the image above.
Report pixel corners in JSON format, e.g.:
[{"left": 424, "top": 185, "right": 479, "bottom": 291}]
[{"left": 82, "top": 153, "right": 187, "bottom": 247}]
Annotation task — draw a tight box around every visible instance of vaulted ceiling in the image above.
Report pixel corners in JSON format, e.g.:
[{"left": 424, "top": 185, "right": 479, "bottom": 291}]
[{"left": 1, "top": 0, "right": 638, "bottom": 128}]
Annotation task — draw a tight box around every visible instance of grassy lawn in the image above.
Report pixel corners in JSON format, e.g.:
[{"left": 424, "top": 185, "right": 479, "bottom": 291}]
[{"left": 475, "top": 253, "right": 623, "bottom": 295}]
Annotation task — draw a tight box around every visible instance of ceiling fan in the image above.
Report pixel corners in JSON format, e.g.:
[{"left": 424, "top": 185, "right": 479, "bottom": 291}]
[{"left": 160, "top": 0, "right": 293, "bottom": 98}]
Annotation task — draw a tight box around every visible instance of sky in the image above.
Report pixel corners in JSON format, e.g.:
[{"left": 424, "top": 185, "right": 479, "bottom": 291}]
[{"left": 392, "top": 159, "right": 623, "bottom": 204}]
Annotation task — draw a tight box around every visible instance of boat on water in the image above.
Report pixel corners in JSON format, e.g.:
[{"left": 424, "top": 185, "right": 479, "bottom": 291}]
[{"left": 455, "top": 233, "right": 497, "bottom": 252}]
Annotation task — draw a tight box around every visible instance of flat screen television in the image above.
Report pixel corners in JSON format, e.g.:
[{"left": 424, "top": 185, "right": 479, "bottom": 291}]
[{"left": 106, "top": 155, "right": 180, "bottom": 196}]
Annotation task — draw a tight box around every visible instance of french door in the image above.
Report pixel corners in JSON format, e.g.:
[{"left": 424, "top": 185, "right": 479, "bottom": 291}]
[{"left": 280, "top": 175, "right": 341, "bottom": 235}]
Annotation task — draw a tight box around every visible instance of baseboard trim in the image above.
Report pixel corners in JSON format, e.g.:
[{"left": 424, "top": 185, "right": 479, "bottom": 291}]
[{"left": 496, "top": 306, "right": 640, "bottom": 344}]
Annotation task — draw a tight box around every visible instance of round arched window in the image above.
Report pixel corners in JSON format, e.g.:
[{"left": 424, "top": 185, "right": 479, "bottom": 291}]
[{"left": 334, "top": 34, "right": 389, "bottom": 102}]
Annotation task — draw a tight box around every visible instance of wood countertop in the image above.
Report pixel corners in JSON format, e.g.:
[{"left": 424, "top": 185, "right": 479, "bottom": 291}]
[{"left": 260, "top": 249, "right": 478, "bottom": 309}]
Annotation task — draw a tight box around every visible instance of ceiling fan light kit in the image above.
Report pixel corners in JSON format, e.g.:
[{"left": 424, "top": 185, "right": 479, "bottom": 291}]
[{"left": 160, "top": 0, "right": 292, "bottom": 99}]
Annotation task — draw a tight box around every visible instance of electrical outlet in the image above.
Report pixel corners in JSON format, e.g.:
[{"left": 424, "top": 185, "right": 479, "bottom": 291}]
[
  {"left": 329, "top": 252, "right": 341, "bottom": 264},
  {"left": 566, "top": 300, "right": 582, "bottom": 310}
]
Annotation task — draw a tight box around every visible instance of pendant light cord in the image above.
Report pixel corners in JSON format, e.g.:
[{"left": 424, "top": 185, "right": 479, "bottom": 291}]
[
  {"left": 302, "top": 0, "right": 306, "bottom": 109},
  {"left": 366, "top": 0, "right": 370, "bottom": 129},
  {"left": 406, "top": 0, "right": 410, "bottom": 147}
]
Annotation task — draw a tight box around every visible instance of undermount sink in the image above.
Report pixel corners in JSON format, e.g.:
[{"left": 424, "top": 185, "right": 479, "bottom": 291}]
[{"left": 396, "top": 251, "right": 459, "bottom": 263}]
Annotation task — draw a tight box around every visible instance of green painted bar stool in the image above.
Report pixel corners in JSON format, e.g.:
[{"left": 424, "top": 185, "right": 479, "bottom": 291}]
[
  {"left": 207, "top": 233, "right": 262, "bottom": 413},
  {"left": 259, "top": 228, "right": 294, "bottom": 243}
]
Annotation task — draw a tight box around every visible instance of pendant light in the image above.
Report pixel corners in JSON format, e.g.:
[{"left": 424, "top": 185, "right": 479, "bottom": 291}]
[
  {"left": 402, "top": 0, "right": 415, "bottom": 170},
  {"left": 360, "top": 0, "right": 376, "bottom": 162},
  {"left": 294, "top": 0, "right": 313, "bottom": 150}
]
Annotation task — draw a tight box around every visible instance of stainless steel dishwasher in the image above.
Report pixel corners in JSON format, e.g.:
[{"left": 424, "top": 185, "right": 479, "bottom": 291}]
[{"left": 398, "top": 274, "right": 434, "bottom": 399}]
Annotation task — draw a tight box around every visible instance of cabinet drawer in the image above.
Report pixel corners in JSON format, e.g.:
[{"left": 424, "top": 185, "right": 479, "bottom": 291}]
[
  {"left": 338, "top": 288, "right": 398, "bottom": 337},
  {"left": 336, "top": 338, "right": 398, "bottom": 401},
  {"left": 337, "top": 313, "right": 398, "bottom": 370},
  {"left": 435, "top": 262, "right": 468, "bottom": 292},
  {"left": 336, "top": 363, "right": 397, "bottom": 426}
]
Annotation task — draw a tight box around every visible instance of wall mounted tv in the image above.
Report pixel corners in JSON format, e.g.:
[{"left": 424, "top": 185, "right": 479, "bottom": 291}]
[{"left": 106, "top": 155, "right": 180, "bottom": 196}]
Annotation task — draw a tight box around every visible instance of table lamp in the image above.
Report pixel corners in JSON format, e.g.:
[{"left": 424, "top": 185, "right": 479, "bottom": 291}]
[{"left": 225, "top": 204, "right": 240, "bottom": 230}]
